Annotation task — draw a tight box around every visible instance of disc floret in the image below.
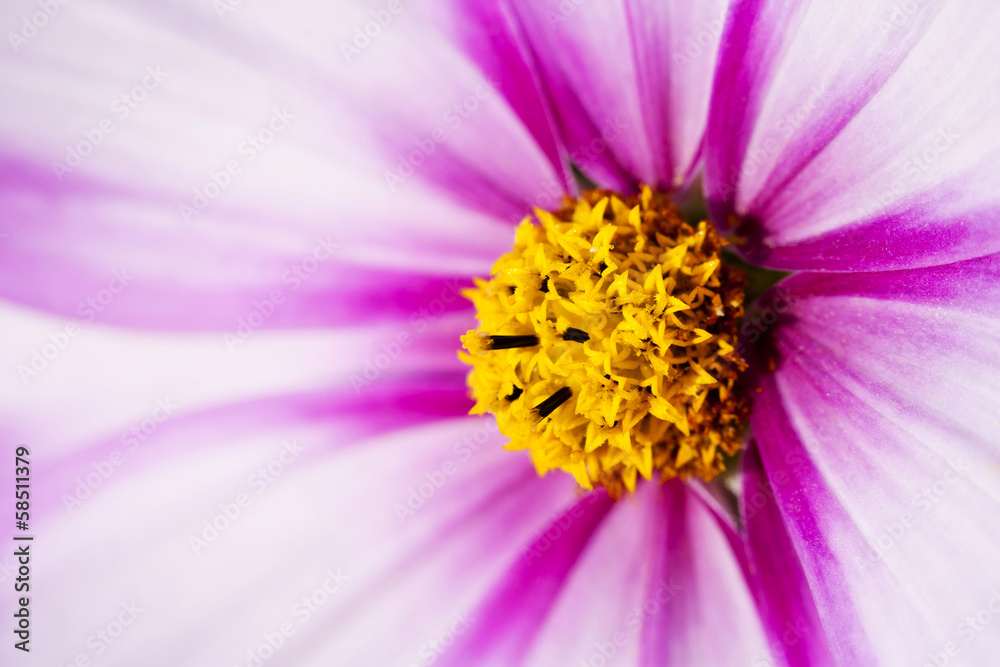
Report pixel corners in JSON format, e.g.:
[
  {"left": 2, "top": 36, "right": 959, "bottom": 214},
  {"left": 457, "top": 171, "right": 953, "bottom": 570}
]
[{"left": 460, "top": 187, "right": 748, "bottom": 496}]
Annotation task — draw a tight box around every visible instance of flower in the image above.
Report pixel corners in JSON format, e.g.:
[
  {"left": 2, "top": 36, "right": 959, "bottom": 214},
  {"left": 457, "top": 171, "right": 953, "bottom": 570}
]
[{"left": 2, "top": 1, "right": 999, "bottom": 666}]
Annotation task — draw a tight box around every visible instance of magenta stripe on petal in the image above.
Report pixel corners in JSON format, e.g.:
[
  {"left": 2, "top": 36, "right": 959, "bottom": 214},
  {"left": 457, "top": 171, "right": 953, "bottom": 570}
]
[
  {"left": 21, "top": 371, "right": 473, "bottom": 529},
  {"left": 435, "top": 490, "right": 615, "bottom": 666},
  {"left": 741, "top": 442, "right": 836, "bottom": 667},
  {"left": 0, "top": 78, "right": 490, "bottom": 327},
  {"left": 424, "top": 0, "right": 572, "bottom": 192},
  {"left": 639, "top": 480, "right": 770, "bottom": 666},
  {"left": 749, "top": 371, "right": 877, "bottom": 666},
  {"left": 0, "top": 154, "right": 474, "bottom": 329},
  {"left": 704, "top": 0, "right": 1000, "bottom": 272},
  {"left": 775, "top": 251, "right": 1000, "bottom": 311},
  {"left": 737, "top": 200, "right": 1000, "bottom": 272},
  {"left": 749, "top": 255, "right": 1000, "bottom": 664}
]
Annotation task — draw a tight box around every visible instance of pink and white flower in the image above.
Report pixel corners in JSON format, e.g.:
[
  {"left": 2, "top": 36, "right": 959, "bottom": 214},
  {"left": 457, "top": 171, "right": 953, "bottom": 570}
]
[{"left": 2, "top": 1, "right": 999, "bottom": 665}]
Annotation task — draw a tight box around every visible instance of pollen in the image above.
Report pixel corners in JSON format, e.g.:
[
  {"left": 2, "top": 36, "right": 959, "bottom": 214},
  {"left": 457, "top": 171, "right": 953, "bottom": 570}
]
[{"left": 459, "top": 187, "right": 749, "bottom": 497}]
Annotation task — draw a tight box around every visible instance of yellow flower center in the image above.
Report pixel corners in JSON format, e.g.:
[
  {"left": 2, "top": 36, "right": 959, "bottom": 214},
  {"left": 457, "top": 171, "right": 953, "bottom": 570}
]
[{"left": 459, "top": 187, "right": 748, "bottom": 497}]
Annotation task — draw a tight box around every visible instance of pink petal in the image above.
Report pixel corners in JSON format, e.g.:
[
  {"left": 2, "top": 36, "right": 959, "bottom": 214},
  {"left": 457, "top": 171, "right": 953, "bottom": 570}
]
[
  {"left": 742, "top": 443, "right": 836, "bottom": 667},
  {"left": 420, "top": 0, "right": 573, "bottom": 195},
  {"left": 706, "top": 0, "right": 1000, "bottom": 270},
  {"left": 0, "top": 167, "right": 474, "bottom": 329},
  {"left": 331, "top": 1, "right": 568, "bottom": 223},
  {"left": 435, "top": 488, "right": 617, "bottom": 666},
  {"left": 0, "top": 1, "right": 545, "bottom": 327},
  {"left": 639, "top": 481, "right": 770, "bottom": 666},
  {"left": 0, "top": 298, "right": 469, "bottom": 465},
  {"left": 748, "top": 256, "right": 1000, "bottom": 664},
  {"left": 3, "top": 405, "right": 584, "bottom": 666},
  {"left": 496, "top": 0, "right": 733, "bottom": 192},
  {"left": 438, "top": 480, "right": 769, "bottom": 666}
]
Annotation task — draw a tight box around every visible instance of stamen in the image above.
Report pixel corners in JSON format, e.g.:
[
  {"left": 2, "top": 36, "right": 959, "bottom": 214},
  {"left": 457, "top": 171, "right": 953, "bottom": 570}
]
[
  {"left": 487, "top": 334, "right": 539, "bottom": 350},
  {"left": 534, "top": 387, "right": 572, "bottom": 418},
  {"left": 459, "top": 187, "right": 749, "bottom": 497},
  {"left": 562, "top": 327, "right": 590, "bottom": 343}
]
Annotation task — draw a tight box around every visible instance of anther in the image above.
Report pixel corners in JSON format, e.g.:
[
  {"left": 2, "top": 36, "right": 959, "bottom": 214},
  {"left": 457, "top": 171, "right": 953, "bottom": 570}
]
[
  {"left": 534, "top": 387, "right": 572, "bottom": 418},
  {"left": 506, "top": 386, "right": 523, "bottom": 401},
  {"left": 488, "top": 334, "right": 539, "bottom": 350},
  {"left": 562, "top": 327, "right": 590, "bottom": 343}
]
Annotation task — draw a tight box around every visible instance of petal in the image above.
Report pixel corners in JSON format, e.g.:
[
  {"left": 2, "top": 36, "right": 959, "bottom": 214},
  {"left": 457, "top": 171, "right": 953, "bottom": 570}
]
[
  {"left": 0, "top": 167, "right": 474, "bottom": 329},
  {"left": 435, "top": 488, "right": 617, "bottom": 666},
  {"left": 0, "top": 1, "right": 528, "bottom": 327},
  {"left": 437, "top": 480, "right": 769, "bottom": 666},
  {"left": 336, "top": 0, "right": 566, "bottom": 223},
  {"left": 501, "top": 0, "right": 733, "bottom": 191},
  {"left": 707, "top": 0, "right": 1000, "bottom": 271},
  {"left": 741, "top": 442, "right": 836, "bottom": 667},
  {"left": 748, "top": 256, "right": 1000, "bottom": 664},
  {"left": 26, "top": 373, "right": 473, "bottom": 524},
  {"left": 639, "top": 481, "right": 770, "bottom": 666},
  {"left": 0, "top": 298, "right": 470, "bottom": 465},
  {"left": 420, "top": 0, "right": 573, "bottom": 195},
  {"left": 5, "top": 405, "right": 583, "bottom": 666}
]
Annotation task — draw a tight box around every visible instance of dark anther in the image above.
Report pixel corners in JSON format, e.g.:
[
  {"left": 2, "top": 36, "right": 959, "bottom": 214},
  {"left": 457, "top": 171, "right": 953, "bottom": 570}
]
[
  {"left": 508, "top": 285, "right": 517, "bottom": 294},
  {"left": 598, "top": 261, "right": 608, "bottom": 273},
  {"left": 539, "top": 276, "right": 550, "bottom": 293},
  {"left": 488, "top": 334, "right": 540, "bottom": 350},
  {"left": 604, "top": 374, "right": 611, "bottom": 379},
  {"left": 562, "top": 327, "right": 590, "bottom": 343},
  {"left": 506, "top": 386, "right": 523, "bottom": 401},
  {"left": 534, "top": 387, "right": 572, "bottom": 418}
]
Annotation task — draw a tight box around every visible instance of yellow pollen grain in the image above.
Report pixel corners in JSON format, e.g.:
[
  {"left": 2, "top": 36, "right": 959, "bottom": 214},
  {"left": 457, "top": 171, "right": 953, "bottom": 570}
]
[{"left": 459, "top": 187, "right": 749, "bottom": 497}]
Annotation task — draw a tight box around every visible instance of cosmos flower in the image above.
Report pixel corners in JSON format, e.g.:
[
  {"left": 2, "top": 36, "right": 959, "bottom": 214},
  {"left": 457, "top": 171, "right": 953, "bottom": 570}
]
[{"left": 2, "top": 1, "right": 1000, "bottom": 666}]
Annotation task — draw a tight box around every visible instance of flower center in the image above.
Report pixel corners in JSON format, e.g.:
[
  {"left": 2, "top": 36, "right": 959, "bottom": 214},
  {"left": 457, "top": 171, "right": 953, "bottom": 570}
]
[{"left": 460, "top": 187, "right": 749, "bottom": 497}]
